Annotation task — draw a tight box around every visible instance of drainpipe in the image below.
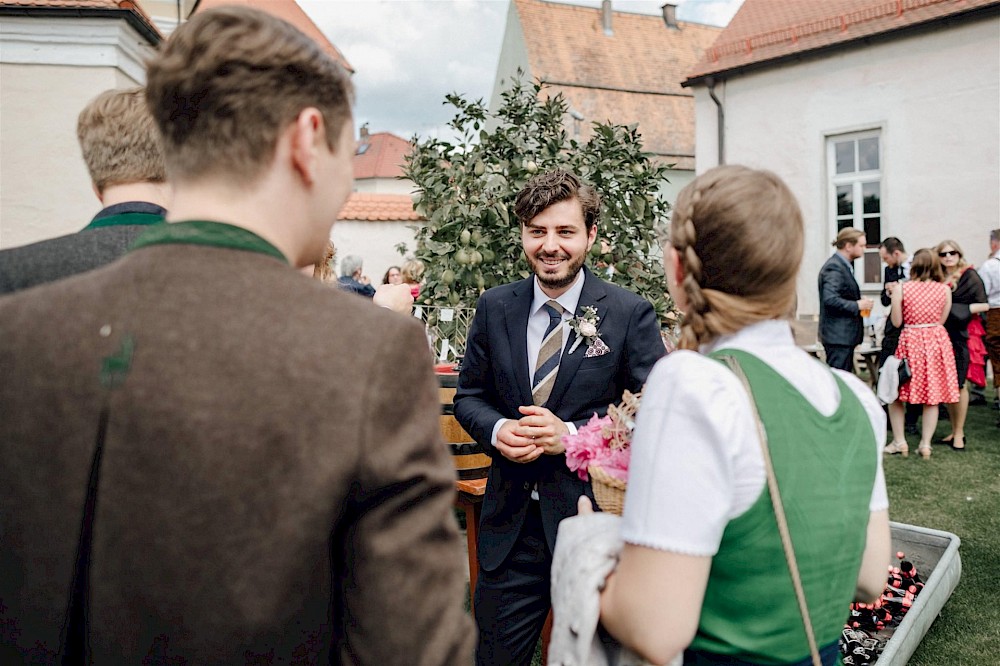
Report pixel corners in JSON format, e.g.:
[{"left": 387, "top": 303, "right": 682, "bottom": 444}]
[
  {"left": 602, "top": 0, "right": 613, "bottom": 36},
  {"left": 706, "top": 76, "right": 724, "bottom": 165}
]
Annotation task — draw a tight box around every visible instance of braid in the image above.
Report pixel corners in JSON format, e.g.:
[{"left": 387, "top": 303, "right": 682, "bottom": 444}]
[{"left": 673, "top": 186, "right": 711, "bottom": 350}]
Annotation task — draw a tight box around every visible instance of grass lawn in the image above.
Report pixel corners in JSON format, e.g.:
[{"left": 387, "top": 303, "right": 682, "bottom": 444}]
[{"left": 882, "top": 386, "right": 1000, "bottom": 664}]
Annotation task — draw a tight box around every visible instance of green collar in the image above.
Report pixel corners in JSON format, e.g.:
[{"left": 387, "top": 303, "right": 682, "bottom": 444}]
[
  {"left": 84, "top": 211, "right": 164, "bottom": 230},
  {"left": 130, "top": 220, "right": 288, "bottom": 264}
]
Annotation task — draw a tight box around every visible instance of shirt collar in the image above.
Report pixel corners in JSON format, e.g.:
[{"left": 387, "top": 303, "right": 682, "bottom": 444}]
[
  {"left": 703, "top": 319, "right": 795, "bottom": 355},
  {"left": 531, "top": 269, "right": 585, "bottom": 318}
]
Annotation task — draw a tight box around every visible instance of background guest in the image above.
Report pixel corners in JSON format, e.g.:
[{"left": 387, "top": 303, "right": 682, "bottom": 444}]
[
  {"left": 979, "top": 229, "right": 1000, "bottom": 423},
  {"left": 401, "top": 258, "right": 425, "bottom": 300},
  {"left": 0, "top": 87, "right": 169, "bottom": 294},
  {"left": 934, "top": 239, "right": 988, "bottom": 450},
  {"left": 310, "top": 240, "right": 336, "bottom": 282},
  {"left": 570, "top": 165, "right": 889, "bottom": 666},
  {"left": 382, "top": 264, "right": 402, "bottom": 285},
  {"left": 337, "top": 253, "right": 376, "bottom": 297},
  {"left": 819, "top": 227, "right": 873, "bottom": 372},
  {"left": 887, "top": 249, "right": 959, "bottom": 458},
  {"left": 878, "top": 237, "right": 920, "bottom": 434}
]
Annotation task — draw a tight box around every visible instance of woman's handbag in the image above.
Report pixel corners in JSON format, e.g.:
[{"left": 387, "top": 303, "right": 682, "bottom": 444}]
[
  {"left": 897, "top": 358, "right": 912, "bottom": 385},
  {"left": 722, "top": 355, "right": 823, "bottom": 666}
]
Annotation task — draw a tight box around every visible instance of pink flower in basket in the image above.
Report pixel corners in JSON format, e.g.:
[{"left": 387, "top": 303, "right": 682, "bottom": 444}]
[{"left": 562, "top": 390, "right": 640, "bottom": 484}]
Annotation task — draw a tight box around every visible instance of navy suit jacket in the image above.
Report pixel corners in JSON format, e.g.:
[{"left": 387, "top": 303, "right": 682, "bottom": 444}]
[
  {"left": 454, "top": 266, "right": 664, "bottom": 570},
  {"left": 818, "top": 253, "right": 863, "bottom": 347}
]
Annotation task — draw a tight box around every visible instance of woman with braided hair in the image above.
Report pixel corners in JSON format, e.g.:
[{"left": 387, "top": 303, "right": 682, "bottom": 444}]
[{"left": 568, "top": 165, "right": 891, "bottom": 665}]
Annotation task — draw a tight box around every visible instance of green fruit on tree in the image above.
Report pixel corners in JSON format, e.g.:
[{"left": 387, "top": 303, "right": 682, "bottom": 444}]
[
  {"left": 525, "top": 160, "right": 538, "bottom": 174},
  {"left": 455, "top": 248, "right": 471, "bottom": 265},
  {"left": 460, "top": 229, "right": 471, "bottom": 246},
  {"left": 470, "top": 250, "right": 483, "bottom": 266},
  {"left": 481, "top": 249, "right": 495, "bottom": 262},
  {"left": 441, "top": 269, "right": 455, "bottom": 285},
  {"left": 474, "top": 160, "right": 485, "bottom": 176},
  {"left": 448, "top": 291, "right": 461, "bottom": 306},
  {"left": 471, "top": 229, "right": 483, "bottom": 244},
  {"left": 476, "top": 274, "right": 485, "bottom": 289},
  {"left": 589, "top": 243, "right": 602, "bottom": 258}
]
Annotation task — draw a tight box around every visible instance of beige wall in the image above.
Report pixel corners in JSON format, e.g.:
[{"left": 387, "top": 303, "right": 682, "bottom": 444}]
[
  {"left": 331, "top": 220, "right": 419, "bottom": 286},
  {"left": 353, "top": 177, "right": 415, "bottom": 195},
  {"left": 0, "top": 64, "right": 138, "bottom": 249}
]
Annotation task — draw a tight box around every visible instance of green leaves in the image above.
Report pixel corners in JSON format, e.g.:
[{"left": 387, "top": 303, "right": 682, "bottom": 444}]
[{"left": 403, "top": 74, "right": 677, "bottom": 323}]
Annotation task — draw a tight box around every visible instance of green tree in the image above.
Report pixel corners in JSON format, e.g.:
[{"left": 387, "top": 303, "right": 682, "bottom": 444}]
[{"left": 404, "top": 75, "right": 676, "bottom": 323}]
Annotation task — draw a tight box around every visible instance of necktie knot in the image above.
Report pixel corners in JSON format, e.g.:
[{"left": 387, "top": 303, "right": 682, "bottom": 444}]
[{"left": 543, "top": 300, "right": 564, "bottom": 321}]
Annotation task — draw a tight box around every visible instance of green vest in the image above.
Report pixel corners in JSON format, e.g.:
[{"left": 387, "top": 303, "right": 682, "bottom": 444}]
[{"left": 689, "top": 350, "right": 876, "bottom": 664}]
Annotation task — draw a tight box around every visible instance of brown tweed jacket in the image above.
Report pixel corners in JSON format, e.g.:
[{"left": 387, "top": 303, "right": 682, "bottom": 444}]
[{"left": 0, "top": 244, "right": 474, "bottom": 664}]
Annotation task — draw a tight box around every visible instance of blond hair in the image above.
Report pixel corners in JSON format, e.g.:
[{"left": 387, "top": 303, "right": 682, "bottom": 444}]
[
  {"left": 934, "top": 239, "right": 968, "bottom": 288},
  {"left": 145, "top": 6, "right": 353, "bottom": 185},
  {"left": 312, "top": 241, "right": 336, "bottom": 282},
  {"left": 669, "top": 165, "right": 804, "bottom": 351},
  {"left": 76, "top": 87, "right": 166, "bottom": 194},
  {"left": 401, "top": 259, "right": 425, "bottom": 284},
  {"left": 832, "top": 227, "right": 865, "bottom": 249}
]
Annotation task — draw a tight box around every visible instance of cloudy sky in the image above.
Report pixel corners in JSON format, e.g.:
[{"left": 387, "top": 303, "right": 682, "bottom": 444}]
[{"left": 299, "top": 0, "right": 745, "bottom": 141}]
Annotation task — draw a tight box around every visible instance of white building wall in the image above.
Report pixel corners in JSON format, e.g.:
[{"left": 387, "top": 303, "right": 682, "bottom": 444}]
[
  {"left": 331, "top": 220, "right": 420, "bottom": 287},
  {"left": 691, "top": 15, "right": 1000, "bottom": 318},
  {"left": 353, "top": 178, "right": 416, "bottom": 195},
  {"left": 0, "top": 16, "right": 157, "bottom": 249}
]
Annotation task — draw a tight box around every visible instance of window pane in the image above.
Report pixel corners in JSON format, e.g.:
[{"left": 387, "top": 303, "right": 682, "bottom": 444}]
[
  {"left": 837, "top": 185, "right": 853, "bottom": 216},
  {"left": 863, "top": 182, "right": 880, "bottom": 214},
  {"left": 838, "top": 218, "right": 853, "bottom": 231},
  {"left": 859, "top": 137, "right": 879, "bottom": 171},
  {"left": 864, "top": 250, "right": 881, "bottom": 284},
  {"left": 864, "top": 216, "right": 880, "bottom": 245},
  {"left": 836, "top": 141, "right": 856, "bottom": 174}
]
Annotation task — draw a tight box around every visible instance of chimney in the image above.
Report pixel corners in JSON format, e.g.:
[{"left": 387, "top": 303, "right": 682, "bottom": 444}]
[
  {"left": 602, "top": 0, "right": 613, "bottom": 36},
  {"left": 661, "top": 3, "right": 679, "bottom": 29},
  {"left": 359, "top": 123, "right": 370, "bottom": 140}
]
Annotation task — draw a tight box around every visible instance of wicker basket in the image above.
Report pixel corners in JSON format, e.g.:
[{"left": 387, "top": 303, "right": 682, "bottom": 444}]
[{"left": 589, "top": 465, "right": 627, "bottom": 516}]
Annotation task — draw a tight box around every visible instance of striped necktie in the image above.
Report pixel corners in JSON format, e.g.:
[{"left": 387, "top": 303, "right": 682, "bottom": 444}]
[{"left": 532, "top": 300, "right": 565, "bottom": 406}]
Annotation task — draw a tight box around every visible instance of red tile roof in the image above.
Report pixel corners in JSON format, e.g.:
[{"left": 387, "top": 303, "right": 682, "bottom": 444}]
[
  {"left": 354, "top": 131, "right": 412, "bottom": 180},
  {"left": 512, "top": 0, "right": 721, "bottom": 168},
  {"left": 686, "top": 0, "right": 1000, "bottom": 82},
  {"left": 0, "top": 0, "right": 161, "bottom": 41},
  {"left": 193, "top": 0, "right": 353, "bottom": 72},
  {"left": 338, "top": 193, "right": 422, "bottom": 222}
]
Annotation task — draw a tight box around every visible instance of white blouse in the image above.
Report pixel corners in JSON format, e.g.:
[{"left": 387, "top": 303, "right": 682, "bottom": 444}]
[{"left": 620, "top": 320, "right": 889, "bottom": 556}]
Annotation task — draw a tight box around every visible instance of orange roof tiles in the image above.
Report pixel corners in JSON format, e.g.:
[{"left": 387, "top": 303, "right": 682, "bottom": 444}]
[
  {"left": 0, "top": 0, "right": 161, "bottom": 40},
  {"left": 193, "top": 0, "right": 353, "bottom": 72},
  {"left": 512, "top": 0, "right": 721, "bottom": 168},
  {"left": 686, "top": 0, "right": 1000, "bottom": 82},
  {"left": 338, "top": 193, "right": 422, "bottom": 222},
  {"left": 354, "top": 131, "right": 412, "bottom": 180}
]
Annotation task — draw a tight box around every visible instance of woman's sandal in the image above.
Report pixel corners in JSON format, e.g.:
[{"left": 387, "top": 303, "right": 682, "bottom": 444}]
[
  {"left": 884, "top": 441, "right": 909, "bottom": 457},
  {"left": 950, "top": 436, "right": 966, "bottom": 451},
  {"left": 918, "top": 444, "right": 932, "bottom": 459}
]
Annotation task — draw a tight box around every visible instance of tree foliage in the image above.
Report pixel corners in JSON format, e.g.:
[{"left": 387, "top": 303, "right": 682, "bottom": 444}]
[{"left": 403, "top": 76, "right": 676, "bottom": 323}]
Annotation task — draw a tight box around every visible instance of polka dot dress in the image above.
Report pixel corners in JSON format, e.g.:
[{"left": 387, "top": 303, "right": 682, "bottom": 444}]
[{"left": 896, "top": 281, "right": 959, "bottom": 405}]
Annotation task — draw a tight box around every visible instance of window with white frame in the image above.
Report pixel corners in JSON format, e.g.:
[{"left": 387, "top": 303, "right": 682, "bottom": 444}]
[{"left": 827, "top": 131, "right": 882, "bottom": 287}]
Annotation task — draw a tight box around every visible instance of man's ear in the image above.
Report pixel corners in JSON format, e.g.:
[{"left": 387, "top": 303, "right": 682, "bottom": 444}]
[{"left": 290, "top": 108, "right": 325, "bottom": 186}]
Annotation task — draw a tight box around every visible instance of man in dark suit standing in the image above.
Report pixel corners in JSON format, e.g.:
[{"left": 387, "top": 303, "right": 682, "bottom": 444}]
[
  {"left": 818, "top": 227, "right": 874, "bottom": 372},
  {"left": 0, "top": 87, "right": 169, "bottom": 294},
  {"left": 0, "top": 7, "right": 472, "bottom": 664},
  {"left": 454, "top": 169, "right": 665, "bottom": 666}
]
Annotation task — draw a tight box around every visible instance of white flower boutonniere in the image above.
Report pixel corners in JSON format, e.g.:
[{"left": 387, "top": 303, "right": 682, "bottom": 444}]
[{"left": 567, "top": 306, "right": 609, "bottom": 356}]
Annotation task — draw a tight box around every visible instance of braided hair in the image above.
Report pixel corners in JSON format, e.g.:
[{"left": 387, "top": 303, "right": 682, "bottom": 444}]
[{"left": 668, "top": 165, "right": 804, "bottom": 350}]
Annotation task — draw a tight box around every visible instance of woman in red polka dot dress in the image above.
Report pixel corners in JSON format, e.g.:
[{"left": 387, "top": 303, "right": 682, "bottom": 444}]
[{"left": 885, "top": 249, "right": 959, "bottom": 458}]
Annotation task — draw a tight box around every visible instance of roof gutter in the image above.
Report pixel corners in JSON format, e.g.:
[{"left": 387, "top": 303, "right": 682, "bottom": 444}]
[
  {"left": 705, "top": 76, "right": 724, "bottom": 165},
  {"left": 0, "top": 6, "right": 161, "bottom": 45}
]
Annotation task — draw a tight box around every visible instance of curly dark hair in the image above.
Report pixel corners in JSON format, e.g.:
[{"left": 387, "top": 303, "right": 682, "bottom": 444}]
[{"left": 513, "top": 169, "right": 601, "bottom": 231}]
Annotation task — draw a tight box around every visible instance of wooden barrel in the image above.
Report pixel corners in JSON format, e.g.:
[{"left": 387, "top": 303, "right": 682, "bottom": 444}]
[{"left": 436, "top": 370, "right": 490, "bottom": 480}]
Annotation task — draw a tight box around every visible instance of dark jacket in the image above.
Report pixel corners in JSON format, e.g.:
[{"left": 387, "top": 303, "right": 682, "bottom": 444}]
[
  {"left": 818, "top": 252, "right": 863, "bottom": 347},
  {"left": 453, "top": 266, "right": 665, "bottom": 571},
  {"left": 337, "top": 275, "right": 376, "bottom": 297}
]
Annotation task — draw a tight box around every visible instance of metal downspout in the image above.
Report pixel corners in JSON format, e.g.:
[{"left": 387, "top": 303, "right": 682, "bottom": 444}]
[{"left": 706, "top": 77, "right": 724, "bottom": 165}]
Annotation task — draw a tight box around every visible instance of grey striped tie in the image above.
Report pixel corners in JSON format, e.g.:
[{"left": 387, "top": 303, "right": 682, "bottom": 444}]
[{"left": 532, "top": 300, "right": 565, "bottom": 406}]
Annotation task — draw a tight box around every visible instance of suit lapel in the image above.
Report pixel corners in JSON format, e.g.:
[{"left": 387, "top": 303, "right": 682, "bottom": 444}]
[
  {"left": 546, "top": 267, "right": 608, "bottom": 409},
  {"left": 504, "top": 278, "right": 534, "bottom": 407}
]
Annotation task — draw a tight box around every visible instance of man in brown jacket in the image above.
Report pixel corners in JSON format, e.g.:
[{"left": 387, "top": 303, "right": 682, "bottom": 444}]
[{"left": 0, "top": 7, "right": 473, "bottom": 664}]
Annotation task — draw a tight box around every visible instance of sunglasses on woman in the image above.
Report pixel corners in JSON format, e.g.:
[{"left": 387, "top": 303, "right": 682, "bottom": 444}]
[{"left": 938, "top": 250, "right": 960, "bottom": 258}]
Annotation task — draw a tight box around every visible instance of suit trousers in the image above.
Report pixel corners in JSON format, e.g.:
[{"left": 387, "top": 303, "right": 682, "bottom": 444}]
[
  {"left": 985, "top": 309, "right": 1000, "bottom": 388},
  {"left": 823, "top": 344, "right": 855, "bottom": 373},
  {"left": 474, "top": 500, "right": 550, "bottom": 666}
]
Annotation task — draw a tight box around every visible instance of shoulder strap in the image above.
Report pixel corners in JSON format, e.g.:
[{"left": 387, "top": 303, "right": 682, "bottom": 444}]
[{"left": 719, "top": 354, "right": 822, "bottom": 666}]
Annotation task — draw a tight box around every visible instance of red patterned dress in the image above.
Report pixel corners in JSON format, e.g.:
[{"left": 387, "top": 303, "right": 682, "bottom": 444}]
[{"left": 896, "top": 281, "right": 959, "bottom": 405}]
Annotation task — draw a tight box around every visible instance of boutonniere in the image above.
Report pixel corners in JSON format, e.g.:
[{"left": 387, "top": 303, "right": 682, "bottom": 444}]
[{"left": 567, "top": 306, "right": 610, "bottom": 356}]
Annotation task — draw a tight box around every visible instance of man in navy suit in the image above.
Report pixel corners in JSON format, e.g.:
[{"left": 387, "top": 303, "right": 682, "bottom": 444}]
[
  {"left": 818, "top": 227, "right": 874, "bottom": 372},
  {"left": 454, "top": 169, "right": 665, "bottom": 666}
]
